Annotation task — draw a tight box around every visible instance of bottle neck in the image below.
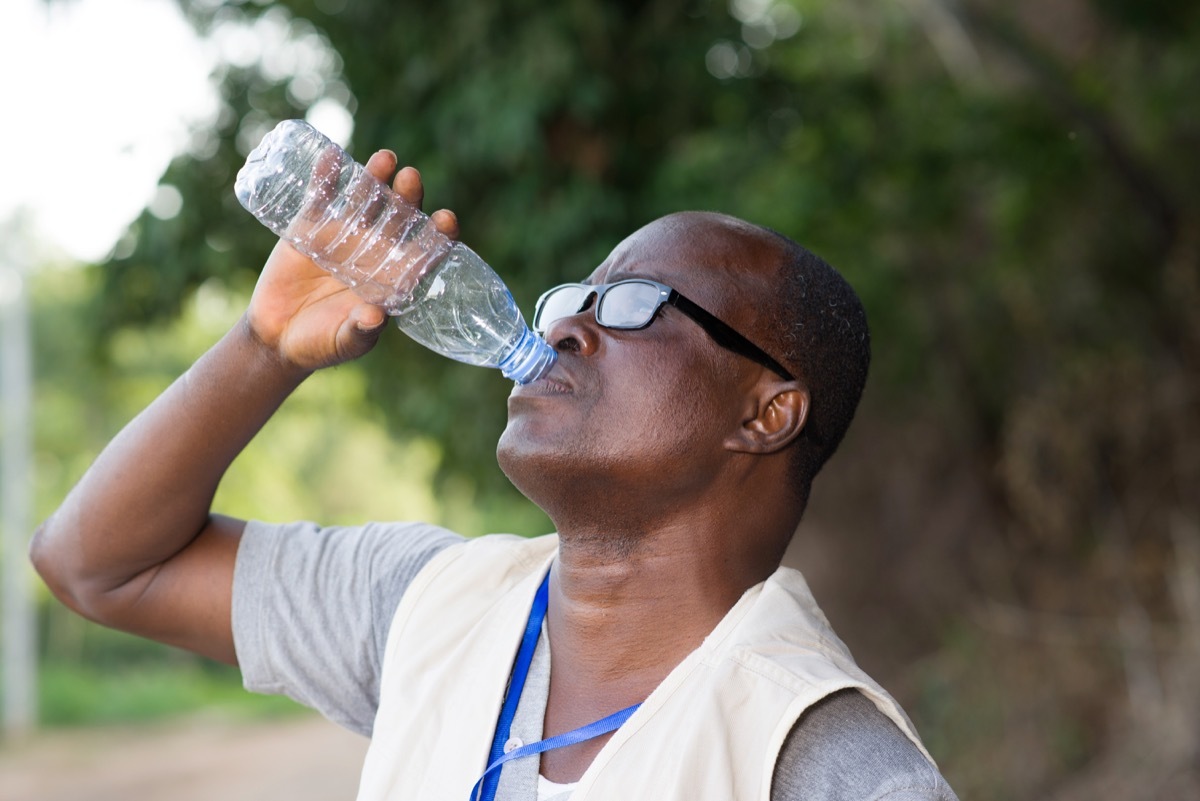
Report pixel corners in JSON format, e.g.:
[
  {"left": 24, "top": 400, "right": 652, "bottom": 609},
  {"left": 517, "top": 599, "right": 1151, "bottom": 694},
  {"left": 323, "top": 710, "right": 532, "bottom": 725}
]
[{"left": 500, "top": 327, "right": 557, "bottom": 384}]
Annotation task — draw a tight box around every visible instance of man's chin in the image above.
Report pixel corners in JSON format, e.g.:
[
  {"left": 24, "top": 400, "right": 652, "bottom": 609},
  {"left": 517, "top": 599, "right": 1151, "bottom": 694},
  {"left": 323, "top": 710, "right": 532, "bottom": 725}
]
[
  {"left": 497, "top": 414, "right": 559, "bottom": 461},
  {"left": 496, "top": 426, "right": 534, "bottom": 486},
  {"left": 496, "top": 429, "right": 578, "bottom": 510}
]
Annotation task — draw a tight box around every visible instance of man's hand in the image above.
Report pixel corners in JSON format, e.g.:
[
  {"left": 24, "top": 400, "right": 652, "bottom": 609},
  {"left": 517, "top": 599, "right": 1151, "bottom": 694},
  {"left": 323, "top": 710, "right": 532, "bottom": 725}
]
[{"left": 245, "top": 150, "right": 461, "bottom": 371}]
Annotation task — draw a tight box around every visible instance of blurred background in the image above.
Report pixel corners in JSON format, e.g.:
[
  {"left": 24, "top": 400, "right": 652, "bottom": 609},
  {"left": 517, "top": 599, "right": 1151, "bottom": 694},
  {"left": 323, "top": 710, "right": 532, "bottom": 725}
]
[{"left": 1, "top": 0, "right": 1197, "bottom": 799}]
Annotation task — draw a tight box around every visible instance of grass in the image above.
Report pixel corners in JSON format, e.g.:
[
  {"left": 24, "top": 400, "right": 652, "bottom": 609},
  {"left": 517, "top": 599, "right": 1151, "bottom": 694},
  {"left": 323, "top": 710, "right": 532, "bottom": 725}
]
[{"left": 35, "top": 662, "right": 305, "bottom": 728}]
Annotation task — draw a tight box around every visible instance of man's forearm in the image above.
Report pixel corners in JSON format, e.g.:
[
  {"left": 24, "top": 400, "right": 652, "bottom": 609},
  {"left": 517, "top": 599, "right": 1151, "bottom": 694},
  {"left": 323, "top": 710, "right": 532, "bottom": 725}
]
[{"left": 30, "top": 316, "right": 309, "bottom": 622}]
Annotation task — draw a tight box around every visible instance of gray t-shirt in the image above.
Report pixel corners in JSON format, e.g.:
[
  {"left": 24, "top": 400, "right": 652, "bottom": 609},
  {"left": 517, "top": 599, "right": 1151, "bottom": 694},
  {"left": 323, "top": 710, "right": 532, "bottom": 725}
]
[{"left": 232, "top": 520, "right": 958, "bottom": 801}]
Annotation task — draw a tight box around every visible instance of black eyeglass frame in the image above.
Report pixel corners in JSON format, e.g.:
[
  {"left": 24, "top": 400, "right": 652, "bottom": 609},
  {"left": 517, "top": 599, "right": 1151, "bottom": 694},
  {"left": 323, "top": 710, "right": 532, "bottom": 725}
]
[{"left": 532, "top": 279, "right": 795, "bottom": 381}]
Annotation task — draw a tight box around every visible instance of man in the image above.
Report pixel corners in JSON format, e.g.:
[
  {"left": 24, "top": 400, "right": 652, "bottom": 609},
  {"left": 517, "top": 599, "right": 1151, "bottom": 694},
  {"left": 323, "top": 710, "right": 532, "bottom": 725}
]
[{"left": 32, "top": 149, "right": 958, "bottom": 800}]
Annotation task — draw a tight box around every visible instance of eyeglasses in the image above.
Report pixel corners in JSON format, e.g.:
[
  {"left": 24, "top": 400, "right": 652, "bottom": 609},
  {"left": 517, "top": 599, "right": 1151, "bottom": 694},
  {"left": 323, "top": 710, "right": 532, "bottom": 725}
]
[{"left": 532, "top": 279, "right": 795, "bottom": 380}]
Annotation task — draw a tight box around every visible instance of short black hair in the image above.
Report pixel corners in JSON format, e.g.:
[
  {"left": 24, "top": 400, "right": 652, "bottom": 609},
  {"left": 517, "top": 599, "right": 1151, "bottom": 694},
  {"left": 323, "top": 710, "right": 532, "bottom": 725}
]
[{"left": 765, "top": 231, "right": 871, "bottom": 498}]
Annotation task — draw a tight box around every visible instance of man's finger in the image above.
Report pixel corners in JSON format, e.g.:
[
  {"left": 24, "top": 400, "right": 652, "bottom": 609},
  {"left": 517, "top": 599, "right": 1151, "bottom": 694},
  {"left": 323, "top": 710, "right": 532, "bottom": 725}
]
[
  {"left": 393, "top": 166, "right": 425, "bottom": 208},
  {"left": 364, "top": 149, "right": 398, "bottom": 182},
  {"left": 430, "top": 209, "right": 460, "bottom": 240}
]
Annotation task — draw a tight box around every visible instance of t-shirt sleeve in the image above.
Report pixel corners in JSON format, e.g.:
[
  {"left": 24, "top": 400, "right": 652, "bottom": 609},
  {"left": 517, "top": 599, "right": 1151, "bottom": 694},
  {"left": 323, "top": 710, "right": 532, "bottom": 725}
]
[
  {"left": 771, "top": 689, "right": 960, "bottom": 801},
  {"left": 231, "top": 518, "right": 464, "bottom": 737}
]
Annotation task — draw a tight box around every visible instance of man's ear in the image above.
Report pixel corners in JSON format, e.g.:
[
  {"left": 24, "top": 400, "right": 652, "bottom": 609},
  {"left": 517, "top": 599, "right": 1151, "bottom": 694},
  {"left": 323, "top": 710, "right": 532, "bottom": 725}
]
[{"left": 726, "top": 382, "right": 809, "bottom": 454}]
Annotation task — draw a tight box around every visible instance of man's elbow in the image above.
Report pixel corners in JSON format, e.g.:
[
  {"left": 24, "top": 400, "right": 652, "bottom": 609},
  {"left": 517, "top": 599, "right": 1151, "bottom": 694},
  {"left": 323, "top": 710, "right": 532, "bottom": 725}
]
[
  {"left": 29, "top": 518, "right": 65, "bottom": 593},
  {"left": 29, "top": 517, "right": 121, "bottom": 625}
]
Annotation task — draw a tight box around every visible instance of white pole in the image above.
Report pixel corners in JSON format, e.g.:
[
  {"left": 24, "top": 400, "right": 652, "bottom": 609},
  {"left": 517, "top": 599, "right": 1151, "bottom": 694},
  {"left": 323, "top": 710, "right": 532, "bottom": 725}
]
[{"left": 1, "top": 221, "right": 37, "bottom": 738}]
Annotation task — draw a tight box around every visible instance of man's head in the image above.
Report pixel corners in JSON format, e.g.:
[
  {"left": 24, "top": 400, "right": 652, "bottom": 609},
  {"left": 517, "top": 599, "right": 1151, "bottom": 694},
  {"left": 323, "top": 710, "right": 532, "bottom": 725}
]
[{"left": 497, "top": 211, "right": 869, "bottom": 532}]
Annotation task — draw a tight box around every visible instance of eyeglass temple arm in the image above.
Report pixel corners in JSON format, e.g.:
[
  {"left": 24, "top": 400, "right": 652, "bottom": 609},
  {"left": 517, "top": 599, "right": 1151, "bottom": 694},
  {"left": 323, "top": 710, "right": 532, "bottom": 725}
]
[{"left": 668, "top": 293, "right": 795, "bottom": 381}]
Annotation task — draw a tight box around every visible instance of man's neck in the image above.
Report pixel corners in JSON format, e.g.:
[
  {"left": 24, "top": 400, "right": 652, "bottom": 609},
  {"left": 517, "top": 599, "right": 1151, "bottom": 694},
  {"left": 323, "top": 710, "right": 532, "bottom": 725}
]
[
  {"left": 537, "top": 529, "right": 777, "bottom": 782},
  {"left": 551, "top": 529, "right": 778, "bottom": 698},
  {"left": 553, "top": 534, "right": 749, "bottom": 659}
]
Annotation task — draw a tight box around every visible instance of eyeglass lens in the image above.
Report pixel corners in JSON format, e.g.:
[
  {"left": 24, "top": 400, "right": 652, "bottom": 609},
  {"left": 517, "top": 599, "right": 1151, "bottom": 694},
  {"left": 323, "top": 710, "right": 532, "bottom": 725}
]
[
  {"left": 598, "top": 282, "right": 662, "bottom": 328},
  {"left": 536, "top": 282, "right": 664, "bottom": 333},
  {"left": 535, "top": 286, "right": 590, "bottom": 333}
]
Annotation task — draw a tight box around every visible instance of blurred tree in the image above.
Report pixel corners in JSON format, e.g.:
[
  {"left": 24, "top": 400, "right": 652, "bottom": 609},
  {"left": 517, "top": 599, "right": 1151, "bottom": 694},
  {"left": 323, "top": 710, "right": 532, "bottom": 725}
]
[
  {"left": 97, "top": 0, "right": 1198, "bottom": 496},
  {"left": 97, "top": 0, "right": 795, "bottom": 501},
  {"left": 77, "top": 0, "right": 1200, "bottom": 796}
]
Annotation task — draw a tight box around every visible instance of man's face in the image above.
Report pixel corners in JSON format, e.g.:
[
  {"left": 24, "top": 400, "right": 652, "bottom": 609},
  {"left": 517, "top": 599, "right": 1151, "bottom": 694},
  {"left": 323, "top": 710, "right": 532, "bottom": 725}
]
[{"left": 496, "top": 213, "right": 784, "bottom": 511}]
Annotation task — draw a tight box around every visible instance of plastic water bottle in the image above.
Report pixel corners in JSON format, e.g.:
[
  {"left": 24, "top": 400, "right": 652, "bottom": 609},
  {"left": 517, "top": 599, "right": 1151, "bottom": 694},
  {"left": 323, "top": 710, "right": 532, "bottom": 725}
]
[{"left": 234, "top": 119, "right": 555, "bottom": 384}]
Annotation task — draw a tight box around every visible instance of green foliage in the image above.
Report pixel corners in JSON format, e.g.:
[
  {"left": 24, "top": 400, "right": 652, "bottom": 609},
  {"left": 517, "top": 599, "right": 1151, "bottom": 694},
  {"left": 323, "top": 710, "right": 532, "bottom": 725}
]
[
  {"left": 47, "top": 0, "right": 1200, "bottom": 793},
  {"left": 97, "top": 0, "right": 1200, "bottom": 509},
  {"left": 38, "top": 661, "right": 300, "bottom": 727},
  {"left": 98, "top": 0, "right": 799, "bottom": 499},
  {"left": 33, "top": 597, "right": 300, "bottom": 727}
]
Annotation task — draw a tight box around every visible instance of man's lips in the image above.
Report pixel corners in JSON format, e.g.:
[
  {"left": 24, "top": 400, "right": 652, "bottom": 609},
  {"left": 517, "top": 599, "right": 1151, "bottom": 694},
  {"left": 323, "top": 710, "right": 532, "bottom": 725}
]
[{"left": 510, "top": 368, "right": 574, "bottom": 397}]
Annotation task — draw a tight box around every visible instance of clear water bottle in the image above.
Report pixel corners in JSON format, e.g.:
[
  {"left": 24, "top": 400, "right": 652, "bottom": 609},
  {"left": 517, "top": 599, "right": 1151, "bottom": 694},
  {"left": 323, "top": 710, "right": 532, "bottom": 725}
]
[{"left": 234, "top": 119, "right": 555, "bottom": 384}]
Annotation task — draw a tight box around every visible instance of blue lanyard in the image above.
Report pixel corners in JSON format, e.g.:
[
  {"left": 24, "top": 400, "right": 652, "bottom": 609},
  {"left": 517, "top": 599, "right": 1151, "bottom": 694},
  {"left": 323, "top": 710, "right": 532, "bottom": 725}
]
[{"left": 471, "top": 572, "right": 642, "bottom": 801}]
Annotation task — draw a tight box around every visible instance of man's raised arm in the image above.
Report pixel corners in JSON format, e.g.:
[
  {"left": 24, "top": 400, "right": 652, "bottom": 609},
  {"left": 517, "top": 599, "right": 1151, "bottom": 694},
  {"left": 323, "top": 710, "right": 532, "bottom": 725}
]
[{"left": 30, "top": 153, "right": 457, "bottom": 665}]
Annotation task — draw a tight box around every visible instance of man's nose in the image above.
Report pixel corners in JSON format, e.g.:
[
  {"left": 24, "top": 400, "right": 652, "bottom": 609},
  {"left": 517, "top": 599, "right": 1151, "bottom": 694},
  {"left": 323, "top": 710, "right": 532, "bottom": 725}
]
[{"left": 542, "top": 300, "right": 600, "bottom": 358}]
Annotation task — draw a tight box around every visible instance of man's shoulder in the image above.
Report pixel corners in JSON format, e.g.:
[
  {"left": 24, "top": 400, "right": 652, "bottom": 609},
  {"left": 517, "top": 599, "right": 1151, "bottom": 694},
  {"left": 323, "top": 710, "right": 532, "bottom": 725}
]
[{"left": 772, "top": 689, "right": 959, "bottom": 801}]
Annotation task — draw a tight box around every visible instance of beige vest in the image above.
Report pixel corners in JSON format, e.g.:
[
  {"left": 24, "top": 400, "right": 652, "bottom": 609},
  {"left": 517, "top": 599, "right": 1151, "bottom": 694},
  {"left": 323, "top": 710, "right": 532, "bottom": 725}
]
[{"left": 355, "top": 534, "right": 933, "bottom": 801}]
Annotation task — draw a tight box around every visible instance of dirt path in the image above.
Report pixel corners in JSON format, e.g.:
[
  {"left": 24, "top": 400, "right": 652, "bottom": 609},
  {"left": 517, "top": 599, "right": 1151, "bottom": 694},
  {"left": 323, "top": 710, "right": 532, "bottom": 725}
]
[{"left": 0, "top": 713, "right": 368, "bottom": 801}]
